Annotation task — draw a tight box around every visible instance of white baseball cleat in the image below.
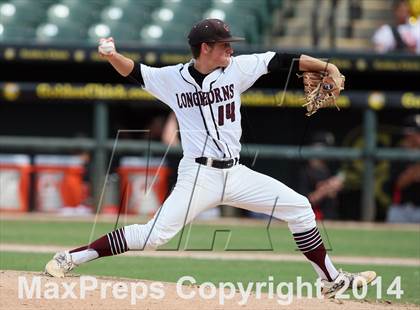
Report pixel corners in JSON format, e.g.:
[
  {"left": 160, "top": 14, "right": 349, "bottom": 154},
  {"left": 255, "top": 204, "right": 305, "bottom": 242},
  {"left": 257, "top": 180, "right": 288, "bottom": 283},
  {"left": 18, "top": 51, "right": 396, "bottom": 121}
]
[
  {"left": 321, "top": 269, "right": 377, "bottom": 298},
  {"left": 45, "top": 251, "right": 76, "bottom": 278}
]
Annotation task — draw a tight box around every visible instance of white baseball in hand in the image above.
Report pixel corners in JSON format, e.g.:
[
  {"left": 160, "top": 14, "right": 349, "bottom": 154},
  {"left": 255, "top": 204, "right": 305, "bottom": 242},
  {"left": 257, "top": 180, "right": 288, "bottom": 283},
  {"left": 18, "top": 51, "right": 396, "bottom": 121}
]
[{"left": 98, "top": 39, "right": 115, "bottom": 56}]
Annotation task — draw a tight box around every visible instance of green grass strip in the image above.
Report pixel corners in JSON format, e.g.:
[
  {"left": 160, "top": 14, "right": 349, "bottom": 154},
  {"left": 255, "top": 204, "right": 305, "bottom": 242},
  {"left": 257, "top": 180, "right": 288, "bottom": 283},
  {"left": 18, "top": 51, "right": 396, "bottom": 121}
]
[{"left": 1, "top": 219, "right": 419, "bottom": 258}]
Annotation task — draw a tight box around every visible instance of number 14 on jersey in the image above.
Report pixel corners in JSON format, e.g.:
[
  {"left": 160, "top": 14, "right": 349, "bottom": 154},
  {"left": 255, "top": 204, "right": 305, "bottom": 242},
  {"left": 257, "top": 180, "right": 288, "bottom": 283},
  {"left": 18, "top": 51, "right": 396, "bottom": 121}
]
[{"left": 218, "top": 102, "right": 235, "bottom": 126}]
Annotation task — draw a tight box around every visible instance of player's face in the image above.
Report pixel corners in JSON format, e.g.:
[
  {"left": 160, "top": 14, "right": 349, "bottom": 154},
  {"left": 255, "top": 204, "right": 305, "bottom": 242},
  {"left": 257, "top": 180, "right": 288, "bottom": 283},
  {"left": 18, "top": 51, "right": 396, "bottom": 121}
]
[{"left": 207, "top": 42, "right": 233, "bottom": 68}]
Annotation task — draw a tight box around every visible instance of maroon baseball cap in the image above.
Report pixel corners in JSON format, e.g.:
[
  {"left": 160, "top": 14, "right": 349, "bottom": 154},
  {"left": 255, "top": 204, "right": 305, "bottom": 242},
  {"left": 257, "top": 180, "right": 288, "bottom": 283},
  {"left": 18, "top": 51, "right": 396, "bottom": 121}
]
[{"left": 188, "top": 19, "right": 245, "bottom": 46}]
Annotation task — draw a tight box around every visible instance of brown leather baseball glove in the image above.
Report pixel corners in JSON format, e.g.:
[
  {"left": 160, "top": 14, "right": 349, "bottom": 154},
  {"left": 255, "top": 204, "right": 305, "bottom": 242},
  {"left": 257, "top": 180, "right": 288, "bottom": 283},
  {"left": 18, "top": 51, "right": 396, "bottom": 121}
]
[{"left": 299, "top": 71, "right": 345, "bottom": 116}]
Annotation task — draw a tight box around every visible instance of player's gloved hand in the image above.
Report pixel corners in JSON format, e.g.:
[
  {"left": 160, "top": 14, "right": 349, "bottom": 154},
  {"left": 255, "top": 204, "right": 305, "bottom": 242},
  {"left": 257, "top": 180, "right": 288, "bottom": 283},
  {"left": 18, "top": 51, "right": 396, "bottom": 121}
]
[
  {"left": 98, "top": 37, "right": 116, "bottom": 58},
  {"left": 299, "top": 70, "right": 345, "bottom": 116}
]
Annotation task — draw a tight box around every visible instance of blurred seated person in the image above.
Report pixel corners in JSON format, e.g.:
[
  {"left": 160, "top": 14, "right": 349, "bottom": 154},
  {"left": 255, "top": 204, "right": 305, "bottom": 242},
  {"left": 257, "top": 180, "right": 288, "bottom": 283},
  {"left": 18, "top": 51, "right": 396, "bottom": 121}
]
[
  {"left": 162, "top": 112, "right": 180, "bottom": 146},
  {"left": 145, "top": 115, "right": 167, "bottom": 141},
  {"left": 387, "top": 114, "right": 420, "bottom": 223},
  {"left": 298, "top": 132, "right": 343, "bottom": 220},
  {"left": 60, "top": 133, "right": 93, "bottom": 212},
  {"left": 372, "top": 0, "right": 417, "bottom": 53}
]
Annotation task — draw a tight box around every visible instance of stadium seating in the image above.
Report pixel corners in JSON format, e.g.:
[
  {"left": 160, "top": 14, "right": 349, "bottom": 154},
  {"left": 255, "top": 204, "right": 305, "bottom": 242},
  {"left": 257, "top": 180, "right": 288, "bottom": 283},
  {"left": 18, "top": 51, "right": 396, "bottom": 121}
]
[
  {"left": 100, "top": 5, "right": 151, "bottom": 29},
  {"left": 0, "top": 24, "right": 35, "bottom": 41},
  {"left": 7, "top": 0, "right": 400, "bottom": 49},
  {"left": 6, "top": 0, "right": 396, "bottom": 50},
  {"left": 88, "top": 22, "right": 138, "bottom": 43},
  {"left": 0, "top": 1, "right": 45, "bottom": 27},
  {"left": 47, "top": 3, "right": 95, "bottom": 27},
  {"left": 272, "top": 0, "right": 395, "bottom": 50},
  {"left": 0, "top": 0, "right": 284, "bottom": 45},
  {"left": 37, "top": 22, "right": 86, "bottom": 42}
]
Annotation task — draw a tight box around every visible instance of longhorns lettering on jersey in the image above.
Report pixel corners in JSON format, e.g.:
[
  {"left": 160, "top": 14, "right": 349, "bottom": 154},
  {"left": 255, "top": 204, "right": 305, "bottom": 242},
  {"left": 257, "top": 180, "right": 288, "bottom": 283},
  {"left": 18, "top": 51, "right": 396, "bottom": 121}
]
[{"left": 175, "top": 84, "right": 234, "bottom": 109}]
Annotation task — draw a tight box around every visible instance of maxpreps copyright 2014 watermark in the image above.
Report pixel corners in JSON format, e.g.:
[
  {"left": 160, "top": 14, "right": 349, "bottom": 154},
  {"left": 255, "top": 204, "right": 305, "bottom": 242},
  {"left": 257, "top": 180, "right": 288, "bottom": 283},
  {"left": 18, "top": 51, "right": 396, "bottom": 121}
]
[{"left": 18, "top": 275, "right": 404, "bottom": 305}]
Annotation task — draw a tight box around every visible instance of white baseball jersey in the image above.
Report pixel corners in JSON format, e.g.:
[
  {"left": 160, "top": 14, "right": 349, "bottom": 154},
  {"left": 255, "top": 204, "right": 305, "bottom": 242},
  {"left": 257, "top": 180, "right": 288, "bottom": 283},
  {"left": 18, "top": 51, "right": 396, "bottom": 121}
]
[{"left": 140, "top": 51, "right": 276, "bottom": 159}]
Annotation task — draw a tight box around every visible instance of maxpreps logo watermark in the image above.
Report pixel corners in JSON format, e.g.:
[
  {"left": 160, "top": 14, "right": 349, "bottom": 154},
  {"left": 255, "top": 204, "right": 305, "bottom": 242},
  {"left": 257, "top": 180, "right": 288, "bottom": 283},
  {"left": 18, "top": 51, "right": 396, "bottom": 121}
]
[
  {"left": 18, "top": 275, "right": 404, "bottom": 305},
  {"left": 18, "top": 276, "right": 165, "bottom": 305}
]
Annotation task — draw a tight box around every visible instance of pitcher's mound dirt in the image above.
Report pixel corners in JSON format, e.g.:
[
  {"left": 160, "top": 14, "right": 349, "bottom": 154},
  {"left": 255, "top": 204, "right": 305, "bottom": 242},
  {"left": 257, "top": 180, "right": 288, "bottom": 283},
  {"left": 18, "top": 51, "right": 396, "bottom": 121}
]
[{"left": 0, "top": 270, "right": 416, "bottom": 310}]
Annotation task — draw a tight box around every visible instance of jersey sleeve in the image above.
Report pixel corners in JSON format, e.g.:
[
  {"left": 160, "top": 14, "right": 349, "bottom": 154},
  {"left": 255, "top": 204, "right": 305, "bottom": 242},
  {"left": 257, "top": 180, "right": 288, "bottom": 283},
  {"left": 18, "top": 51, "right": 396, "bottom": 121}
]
[
  {"left": 140, "top": 64, "right": 180, "bottom": 105},
  {"left": 127, "top": 62, "right": 144, "bottom": 86},
  {"left": 267, "top": 52, "right": 301, "bottom": 73},
  {"left": 233, "top": 51, "right": 276, "bottom": 93}
]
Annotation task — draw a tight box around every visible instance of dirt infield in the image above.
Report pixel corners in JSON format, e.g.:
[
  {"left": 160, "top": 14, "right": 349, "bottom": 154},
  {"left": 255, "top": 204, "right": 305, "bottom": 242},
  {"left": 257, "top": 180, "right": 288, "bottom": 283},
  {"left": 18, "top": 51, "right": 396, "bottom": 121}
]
[{"left": 0, "top": 270, "right": 417, "bottom": 310}]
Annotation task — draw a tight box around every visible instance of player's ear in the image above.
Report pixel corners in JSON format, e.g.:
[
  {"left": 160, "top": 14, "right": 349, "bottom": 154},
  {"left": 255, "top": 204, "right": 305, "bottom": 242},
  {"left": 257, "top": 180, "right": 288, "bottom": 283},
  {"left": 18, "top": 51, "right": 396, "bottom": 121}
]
[
  {"left": 202, "top": 42, "right": 213, "bottom": 55},
  {"left": 201, "top": 43, "right": 207, "bottom": 55}
]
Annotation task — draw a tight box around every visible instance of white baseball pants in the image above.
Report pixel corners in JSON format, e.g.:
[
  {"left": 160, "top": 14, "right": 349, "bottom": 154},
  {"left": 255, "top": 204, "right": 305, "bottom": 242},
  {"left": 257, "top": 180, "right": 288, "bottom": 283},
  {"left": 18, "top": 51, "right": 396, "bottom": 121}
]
[{"left": 124, "top": 157, "right": 315, "bottom": 250}]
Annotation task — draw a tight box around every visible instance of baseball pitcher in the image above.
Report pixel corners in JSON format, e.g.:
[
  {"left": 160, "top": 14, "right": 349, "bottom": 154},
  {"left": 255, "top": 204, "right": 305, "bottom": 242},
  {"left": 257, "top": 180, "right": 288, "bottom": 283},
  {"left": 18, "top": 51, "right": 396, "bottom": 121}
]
[{"left": 45, "top": 19, "right": 375, "bottom": 298}]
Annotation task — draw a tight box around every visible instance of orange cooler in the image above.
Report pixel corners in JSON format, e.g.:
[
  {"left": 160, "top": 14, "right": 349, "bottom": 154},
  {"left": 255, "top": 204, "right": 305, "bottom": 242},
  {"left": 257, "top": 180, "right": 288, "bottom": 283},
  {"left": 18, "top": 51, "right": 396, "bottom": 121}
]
[
  {"left": 33, "top": 155, "right": 85, "bottom": 212},
  {"left": 0, "top": 154, "right": 31, "bottom": 212},
  {"left": 118, "top": 157, "right": 170, "bottom": 215}
]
